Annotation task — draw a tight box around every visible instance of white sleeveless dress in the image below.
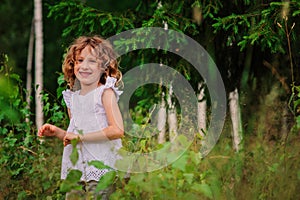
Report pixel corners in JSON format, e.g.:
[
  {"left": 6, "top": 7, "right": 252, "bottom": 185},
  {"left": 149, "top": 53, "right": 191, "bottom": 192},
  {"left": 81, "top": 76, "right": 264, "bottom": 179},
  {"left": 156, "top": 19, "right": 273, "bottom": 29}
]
[{"left": 61, "top": 76, "right": 122, "bottom": 182}]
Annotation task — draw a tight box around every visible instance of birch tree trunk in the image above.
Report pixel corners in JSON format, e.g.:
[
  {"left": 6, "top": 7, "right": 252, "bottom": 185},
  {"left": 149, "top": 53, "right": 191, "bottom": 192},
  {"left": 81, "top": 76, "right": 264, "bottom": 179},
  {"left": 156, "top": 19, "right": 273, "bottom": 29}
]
[
  {"left": 34, "top": 0, "right": 44, "bottom": 129},
  {"left": 167, "top": 83, "right": 177, "bottom": 142},
  {"left": 229, "top": 88, "right": 243, "bottom": 152},
  {"left": 197, "top": 82, "right": 206, "bottom": 137},
  {"left": 26, "top": 18, "right": 34, "bottom": 122},
  {"left": 157, "top": 92, "right": 166, "bottom": 144}
]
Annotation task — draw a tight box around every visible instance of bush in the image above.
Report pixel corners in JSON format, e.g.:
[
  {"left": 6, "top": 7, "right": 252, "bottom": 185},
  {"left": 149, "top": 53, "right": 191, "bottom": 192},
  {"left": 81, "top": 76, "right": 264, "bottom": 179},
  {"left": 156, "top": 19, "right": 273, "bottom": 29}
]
[{"left": 0, "top": 55, "right": 65, "bottom": 199}]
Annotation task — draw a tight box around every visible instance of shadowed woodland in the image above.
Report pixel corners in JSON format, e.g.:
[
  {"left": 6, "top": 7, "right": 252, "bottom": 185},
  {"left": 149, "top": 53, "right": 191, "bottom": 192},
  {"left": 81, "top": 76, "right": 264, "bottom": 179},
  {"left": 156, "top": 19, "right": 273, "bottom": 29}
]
[{"left": 0, "top": 0, "right": 300, "bottom": 199}]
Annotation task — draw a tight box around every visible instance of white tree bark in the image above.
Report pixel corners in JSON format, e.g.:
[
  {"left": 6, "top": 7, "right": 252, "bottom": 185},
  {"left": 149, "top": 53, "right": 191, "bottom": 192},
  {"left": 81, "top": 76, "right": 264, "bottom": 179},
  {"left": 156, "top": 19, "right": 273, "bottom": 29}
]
[
  {"left": 26, "top": 19, "right": 34, "bottom": 123},
  {"left": 157, "top": 92, "right": 166, "bottom": 144},
  {"left": 197, "top": 82, "right": 206, "bottom": 137},
  {"left": 167, "top": 83, "right": 177, "bottom": 142},
  {"left": 34, "top": 0, "right": 44, "bottom": 129},
  {"left": 229, "top": 88, "right": 243, "bottom": 152}
]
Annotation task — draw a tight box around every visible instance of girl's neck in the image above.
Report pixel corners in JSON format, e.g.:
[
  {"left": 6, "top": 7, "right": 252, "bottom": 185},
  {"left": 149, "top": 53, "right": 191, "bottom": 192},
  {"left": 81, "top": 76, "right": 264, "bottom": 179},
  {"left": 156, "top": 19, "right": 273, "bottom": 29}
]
[{"left": 79, "top": 82, "right": 103, "bottom": 96}]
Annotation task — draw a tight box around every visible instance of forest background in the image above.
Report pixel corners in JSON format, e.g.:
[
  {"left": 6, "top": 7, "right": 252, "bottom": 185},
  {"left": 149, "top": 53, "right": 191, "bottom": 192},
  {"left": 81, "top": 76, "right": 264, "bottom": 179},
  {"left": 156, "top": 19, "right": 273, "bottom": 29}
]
[{"left": 0, "top": 0, "right": 300, "bottom": 199}]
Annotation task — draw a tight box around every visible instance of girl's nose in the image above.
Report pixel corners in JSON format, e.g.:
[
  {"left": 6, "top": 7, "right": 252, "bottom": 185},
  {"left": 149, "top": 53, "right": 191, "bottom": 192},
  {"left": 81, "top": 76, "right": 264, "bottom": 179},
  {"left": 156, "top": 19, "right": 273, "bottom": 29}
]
[{"left": 80, "top": 60, "right": 89, "bottom": 69}]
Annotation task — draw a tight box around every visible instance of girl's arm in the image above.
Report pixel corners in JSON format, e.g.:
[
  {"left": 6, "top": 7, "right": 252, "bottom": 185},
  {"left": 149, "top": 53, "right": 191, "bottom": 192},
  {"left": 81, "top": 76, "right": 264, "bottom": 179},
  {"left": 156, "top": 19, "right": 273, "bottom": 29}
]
[
  {"left": 67, "top": 108, "right": 72, "bottom": 119},
  {"left": 101, "top": 88, "right": 124, "bottom": 139},
  {"left": 38, "top": 124, "right": 66, "bottom": 141},
  {"left": 38, "top": 108, "right": 71, "bottom": 141},
  {"left": 63, "top": 88, "right": 124, "bottom": 145}
]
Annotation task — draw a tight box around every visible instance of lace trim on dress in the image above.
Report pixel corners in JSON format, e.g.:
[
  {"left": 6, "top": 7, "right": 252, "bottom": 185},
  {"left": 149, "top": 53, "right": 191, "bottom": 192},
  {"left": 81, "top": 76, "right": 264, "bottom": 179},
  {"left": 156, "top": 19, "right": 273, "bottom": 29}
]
[
  {"left": 100, "top": 76, "right": 123, "bottom": 101},
  {"left": 62, "top": 90, "right": 73, "bottom": 108},
  {"left": 61, "top": 162, "right": 110, "bottom": 181},
  {"left": 95, "top": 77, "right": 123, "bottom": 114},
  {"left": 85, "top": 169, "right": 110, "bottom": 181}
]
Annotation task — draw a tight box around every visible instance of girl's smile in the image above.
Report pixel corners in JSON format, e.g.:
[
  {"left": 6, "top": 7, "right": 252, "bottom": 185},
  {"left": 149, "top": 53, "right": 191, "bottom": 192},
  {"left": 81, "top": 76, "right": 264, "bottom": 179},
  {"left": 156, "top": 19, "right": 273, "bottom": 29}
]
[{"left": 78, "top": 71, "right": 92, "bottom": 78}]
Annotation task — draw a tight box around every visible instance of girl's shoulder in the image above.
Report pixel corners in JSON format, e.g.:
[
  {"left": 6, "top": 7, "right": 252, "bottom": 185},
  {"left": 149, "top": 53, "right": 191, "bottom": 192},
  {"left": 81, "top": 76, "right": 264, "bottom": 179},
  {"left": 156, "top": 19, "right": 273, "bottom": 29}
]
[
  {"left": 62, "top": 89, "right": 76, "bottom": 108},
  {"left": 97, "top": 76, "right": 123, "bottom": 101}
]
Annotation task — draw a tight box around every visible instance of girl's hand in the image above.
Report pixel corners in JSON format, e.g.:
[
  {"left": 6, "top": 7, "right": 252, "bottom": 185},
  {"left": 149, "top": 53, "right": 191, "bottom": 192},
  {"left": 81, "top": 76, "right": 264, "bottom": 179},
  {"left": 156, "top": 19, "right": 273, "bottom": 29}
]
[
  {"left": 38, "top": 124, "right": 57, "bottom": 137},
  {"left": 63, "top": 132, "right": 81, "bottom": 146}
]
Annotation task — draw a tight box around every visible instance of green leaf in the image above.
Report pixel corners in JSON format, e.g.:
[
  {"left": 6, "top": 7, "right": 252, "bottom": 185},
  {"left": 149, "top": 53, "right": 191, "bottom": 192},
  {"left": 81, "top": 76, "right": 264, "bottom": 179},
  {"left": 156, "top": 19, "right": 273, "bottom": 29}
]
[
  {"left": 70, "top": 148, "right": 79, "bottom": 166},
  {"left": 88, "top": 160, "right": 111, "bottom": 170},
  {"left": 168, "top": 18, "right": 179, "bottom": 27},
  {"left": 270, "top": 2, "right": 284, "bottom": 7},
  {"left": 70, "top": 139, "right": 79, "bottom": 166},
  {"left": 101, "top": 18, "right": 109, "bottom": 26},
  {"left": 267, "top": 163, "right": 279, "bottom": 172},
  {"left": 60, "top": 169, "right": 82, "bottom": 193},
  {"left": 190, "top": 151, "right": 202, "bottom": 165},
  {"left": 293, "top": 99, "right": 300, "bottom": 111},
  {"left": 191, "top": 183, "right": 213, "bottom": 199},
  {"left": 172, "top": 154, "right": 188, "bottom": 172},
  {"left": 175, "top": 1, "right": 184, "bottom": 14},
  {"left": 9, "top": 73, "right": 20, "bottom": 81},
  {"left": 95, "top": 171, "right": 116, "bottom": 191},
  {"left": 57, "top": 74, "right": 65, "bottom": 86},
  {"left": 183, "top": 173, "right": 194, "bottom": 184},
  {"left": 296, "top": 116, "right": 300, "bottom": 129},
  {"left": 137, "top": 156, "right": 147, "bottom": 170},
  {"left": 293, "top": 10, "right": 300, "bottom": 16}
]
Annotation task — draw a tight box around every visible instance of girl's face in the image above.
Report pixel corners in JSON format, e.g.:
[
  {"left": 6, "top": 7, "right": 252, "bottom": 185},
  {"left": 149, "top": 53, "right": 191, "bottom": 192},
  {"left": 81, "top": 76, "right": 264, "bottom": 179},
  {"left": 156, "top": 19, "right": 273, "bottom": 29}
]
[{"left": 74, "top": 46, "right": 104, "bottom": 88}]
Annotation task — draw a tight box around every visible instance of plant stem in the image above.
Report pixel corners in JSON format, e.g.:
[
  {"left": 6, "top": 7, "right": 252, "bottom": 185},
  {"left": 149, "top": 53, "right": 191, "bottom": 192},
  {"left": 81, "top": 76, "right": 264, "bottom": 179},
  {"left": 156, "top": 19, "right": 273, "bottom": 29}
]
[{"left": 285, "top": 18, "right": 294, "bottom": 89}]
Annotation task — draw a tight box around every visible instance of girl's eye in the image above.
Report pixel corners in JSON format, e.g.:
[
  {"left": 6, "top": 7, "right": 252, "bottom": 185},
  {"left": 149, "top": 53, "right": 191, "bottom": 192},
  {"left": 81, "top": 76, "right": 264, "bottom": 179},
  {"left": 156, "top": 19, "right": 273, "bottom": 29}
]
[
  {"left": 75, "top": 58, "right": 98, "bottom": 65},
  {"left": 88, "top": 59, "right": 97, "bottom": 63}
]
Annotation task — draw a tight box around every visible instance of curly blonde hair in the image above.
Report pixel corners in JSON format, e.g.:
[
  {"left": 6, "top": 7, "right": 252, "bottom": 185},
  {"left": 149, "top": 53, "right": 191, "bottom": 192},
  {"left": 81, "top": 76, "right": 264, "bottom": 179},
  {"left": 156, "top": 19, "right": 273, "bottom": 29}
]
[{"left": 62, "top": 35, "right": 122, "bottom": 90}]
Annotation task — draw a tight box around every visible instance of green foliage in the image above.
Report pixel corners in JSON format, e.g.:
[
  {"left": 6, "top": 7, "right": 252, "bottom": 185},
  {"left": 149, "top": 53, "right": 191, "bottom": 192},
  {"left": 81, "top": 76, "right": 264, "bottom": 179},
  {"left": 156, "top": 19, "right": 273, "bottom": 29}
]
[
  {"left": 47, "top": 0, "right": 135, "bottom": 38},
  {"left": 0, "top": 55, "right": 24, "bottom": 123},
  {"left": 112, "top": 148, "right": 220, "bottom": 200},
  {"left": 0, "top": 56, "right": 33, "bottom": 177},
  {"left": 45, "top": 1, "right": 300, "bottom": 199},
  {"left": 2, "top": 0, "right": 300, "bottom": 199},
  {"left": 1, "top": 53, "right": 300, "bottom": 199},
  {"left": 110, "top": 132, "right": 300, "bottom": 200},
  {"left": 0, "top": 55, "right": 65, "bottom": 199},
  {"left": 95, "top": 171, "right": 116, "bottom": 191},
  {"left": 148, "top": 141, "right": 212, "bottom": 198},
  {"left": 60, "top": 170, "right": 82, "bottom": 193},
  {"left": 59, "top": 152, "right": 117, "bottom": 195},
  {"left": 290, "top": 85, "right": 300, "bottom": 129},
  {"left": 88, "top": 160, "right": 111, "bottom": 170},
  {"left": 212, "top": 1, "right": 300, "bottom": 53}
]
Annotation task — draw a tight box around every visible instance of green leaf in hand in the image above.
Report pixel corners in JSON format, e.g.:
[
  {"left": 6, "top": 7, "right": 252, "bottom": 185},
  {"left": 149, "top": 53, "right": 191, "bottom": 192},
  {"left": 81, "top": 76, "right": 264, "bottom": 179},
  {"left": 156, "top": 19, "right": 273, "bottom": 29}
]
[{"left": 70, "top": 139, "right": 79, "bottom": 166}]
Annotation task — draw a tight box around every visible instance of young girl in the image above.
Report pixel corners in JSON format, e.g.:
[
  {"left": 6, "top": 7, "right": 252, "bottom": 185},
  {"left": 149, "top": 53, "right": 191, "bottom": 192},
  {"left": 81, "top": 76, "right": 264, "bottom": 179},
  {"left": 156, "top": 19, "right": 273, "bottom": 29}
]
[{"left": 38, "top": 36, "right": 124, "bottom": 199}]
